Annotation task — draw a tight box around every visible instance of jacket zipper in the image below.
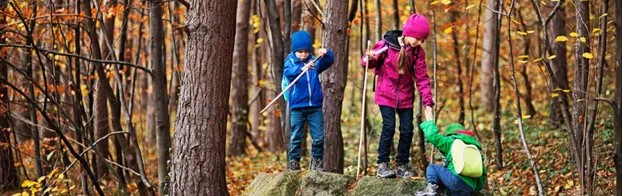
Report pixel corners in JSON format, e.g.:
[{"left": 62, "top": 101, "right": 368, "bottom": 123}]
[{"left": 307, "top": 70, "right": 312, "bottom": 107}]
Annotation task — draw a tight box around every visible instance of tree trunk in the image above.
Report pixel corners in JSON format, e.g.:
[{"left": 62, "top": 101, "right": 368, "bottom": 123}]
[
  {"left": 615, "top": 0, "right": 622, "bottom": 194},
  {"left": 0, "top": 0, "right": 19, "bottom": 189},
  {"left": 375, "top": 0, "right": 382, "bottom": 42},
  {"left": 302, "top": 0, "right": 318, "bottom": 41},
  {"left": 94, "top": 0, "right": 118, "bottom": 179},
  {"left": 292, "top": 0, "right": 302, "bottom": 31},
  {"left": 480, "top": 0, "right": 497, "bottom": 112},
  {"left": 230, "top": 0, "right": 253, "bottom": 156},
  {"left": 392, "top": 0, "right": 399, "bottom": 29},
  {"left": 264, "top": 0, "right": 289, "bottom": 152},
  {"left": 170, "top": 0, "right": 237, "bottom": 194},
  {"left": 321, "top": 0, "right": 348, "bottom": 174},
  {"left": 149, "top": 0, "right": 172, "bottom": 193},
  {"left": 450, "top": 10, "right": 465, "bottom": 125},
  {"left": 547, "top": 3, "right": 568, "bottom": 128},
  {"left": 250, "top": 0, "right": 265, "bottom": 143},
  {"left": 573, "top": 0, "right": 590, "bottom": 193},
  {"left": 491, "top": 0, "right": 503, "bottom": 170}
]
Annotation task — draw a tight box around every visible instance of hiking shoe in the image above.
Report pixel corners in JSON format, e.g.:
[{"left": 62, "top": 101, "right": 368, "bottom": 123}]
[
  {"left": 376, "top": 162, "right": 396, "bottom": 178},
  {"left": 287, "top": 160, "right": 300, "bottom": 171},
  {"left": 396, "top": 163, "right": 416, "bottom": 178},
  {"left": 310, "top": 158, "right": 324, "bottom": 172},
  {"left": 414, "top": 182, "right": 439, "bottom": 196}
]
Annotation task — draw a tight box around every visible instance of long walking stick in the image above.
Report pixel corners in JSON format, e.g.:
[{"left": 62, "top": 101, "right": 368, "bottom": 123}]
[
  {"left": 357, "top": 40, "right": 373, "bottom": 178},
  {"left": 260, "top": 56, "right": 323, "bottom": 114}
]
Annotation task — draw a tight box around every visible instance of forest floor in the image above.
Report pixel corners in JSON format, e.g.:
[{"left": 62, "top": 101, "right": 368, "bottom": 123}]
[{"left": 3, "top": 111, "right": 616, "bottom": 196}]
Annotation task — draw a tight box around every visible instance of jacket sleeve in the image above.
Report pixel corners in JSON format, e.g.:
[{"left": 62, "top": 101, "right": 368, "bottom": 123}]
[
  {"left": 317, "top": 49, "right": 334, "bottom": 74},
  {"left": 413, "top": 48, "right": 435, "bottom": 107},
  {"left": 284, "top": 57, "right": 302, "bottom": 81},
  {"left": 361, "top": 40, "right": 387, "bottom": 69},
  {"left": 420, "top": 120, "right": 453, "bottom": 154}
]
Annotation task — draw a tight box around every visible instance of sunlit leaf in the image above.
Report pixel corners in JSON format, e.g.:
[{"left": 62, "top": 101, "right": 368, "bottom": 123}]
[
  {"left": 579, "top": 37, "right": 587, "bottom": 43},
  {"left": 444, "top": 27, "right": 453, "bottom": 34},
  {"left": 517, "top": 31, "right": 527, "bottom": 36},
  {"left": 527, "top": 30, "right": 535, "bottom": 34},
  {"left": 599, "top": 13, "right": 608, "bottom": 19},
  {"left": 551, "top": 93, "right": 559, "bottom": 98},
  {"left": 592, "top": 28, "right": 601, "bottom": 34},
  {"left": 533, "top": 58, "right": 542, "bottom": 62},
  {"left": 519, "top": 55, "right": 529, "bottom": 59},
  {"left": 430, "top": 0, "right": 441, "bottom": 5},
  {"left": 465, "top": 4, "right": 475, "bottom": 10},
  {"left": 554, "top": 36, "right": 568, "bottom": 42},
  {"left": 569, "top": 32, "right": 579, "bottom": 37},
  {"left": 548, "top": 55, "right": 556, "bottom": 59},
  {"left": 582, "top": 52, "right": 593, "bottom": 59},
  {"left": 441, "top": 0, "right": 451, "bottom": 5},
  {"left": 562, "top": 89, "right": 570, "bottom": 93}
]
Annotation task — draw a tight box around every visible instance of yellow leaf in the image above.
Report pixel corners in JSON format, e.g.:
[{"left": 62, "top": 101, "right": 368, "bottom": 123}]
[
  {"left": 21, "top": 180, "right": 37, "bottom": 188},
  {"left": 548, "top": 55, "right": 557, "bottom": 59},
  {"left": 551, "top": 93, "right": 559, "bottom": 98},
  {"left": 569, "top": 32, "right": 579, "bottom": 37},
  {"left": 577, "top": 99, "right": 585, "bottom": 102},
  {"left": 519, "top": 55, "right": 529, "bottom": 59},
  {"left": 312, "top": 42, "right": 321, "bottom": 48},
  {"left": 441, "top": 0, "right": 451, "bottom": 5},
  {"left": 444, "top": 27, "right": 453, "bottom": 34},
  {"left": 465, "top": 4, "right": 475, "bottom": 10},
  {"left": 555, "top": 36, "right": 568, "bottom": 42},
  {"left": 37, "top": 176, "right": 46, "bottom": 183},
  {"left": 599, "top": 13, "right": 608, "bottom": 19},
  {"left": 562, "top": 89, "right": 570, "bottom": 93},
  {"left": 527, "top": 30, "right": 535, "bottom": 34},
  {"left": 533, "top": 58, "right": 542, "bottom": 62},
  {"left": 582, "top": 52, "right": 593, "bottom": 59},
  {"left": 554, "top": 88, "right": 563, "bottom": 91},
  {"left": 522, "top": 115, "right": 532, "bottom": 119},
  {"left": 519, "top": 60, "right": 528, "bottom": 64},
  {"left": 517, "top": 31, "right": 527, "bottom": 35},
  {"left": 58, "top": 174, "right": 65, "bottom": 179},
  {"left": 430, "top": 0, "right": 441, "bottom": 5},
  {"left": 565, "top": 180, "right": 574, "bottom": 189},
  {"left": 592, "top": 28, "right": 601, "bottom": 34},
  {"left": 21, "top": 192, "right": 29, "bottom": 196},
  {"left": 512, "top": 19, "right": 521, "bottom": 25},
  {"left": 579, "top": 37, "right": 587, "bottom": 43},
  {"left": 256, "top": 38, "right": 264, "bottom": 44}
]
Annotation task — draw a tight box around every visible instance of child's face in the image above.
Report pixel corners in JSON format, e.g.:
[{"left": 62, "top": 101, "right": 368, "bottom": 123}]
[
  {"left": 295, "top": 50, "right": 311, "bottom": 61},
  {"left": 404, "top": 36, "right": 425, "bottom": 47}
]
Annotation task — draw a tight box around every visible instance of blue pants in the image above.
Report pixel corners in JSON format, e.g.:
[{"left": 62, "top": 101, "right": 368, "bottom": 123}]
[
  {"left": 377, "top": 106, "right": 414, "bottom": 164},
  {"left": 426, "top": 164, "right": 473, "bottom": 196},
  {"left": 289, "top": 107, "right": 324, "bottom": 161}
]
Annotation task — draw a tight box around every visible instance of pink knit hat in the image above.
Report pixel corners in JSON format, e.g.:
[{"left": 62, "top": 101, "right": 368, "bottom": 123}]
[{"left": 402, "top": 14, "right": 430, "bottom": 39}]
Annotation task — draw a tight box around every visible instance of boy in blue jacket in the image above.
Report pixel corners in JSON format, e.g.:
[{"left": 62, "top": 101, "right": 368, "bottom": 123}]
[{"left": 284, "top": 30, "right": 334, "bottom": 171}]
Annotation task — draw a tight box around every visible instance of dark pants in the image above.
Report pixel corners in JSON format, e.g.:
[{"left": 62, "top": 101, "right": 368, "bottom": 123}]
[
  {"left": 426, "top": 164, "right": 473, "bottom": 196},
  {"left": 289, "top": 107, "right": 324, "bottom": 161},
  {"left": 377, "top": 105, "right": 414, "bottom": 164}
]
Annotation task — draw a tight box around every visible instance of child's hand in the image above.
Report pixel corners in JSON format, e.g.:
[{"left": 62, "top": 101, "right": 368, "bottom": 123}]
[
  {"left": 302, "top": 63, "right": 314, "bottom": 72},
  {"left": 318, "top": 48, "right": 328, "bottom": 57},
  {"left": 365, "top": 51, "right": 376, "bottom": 61},
  {"left": 424, "top": 106, "right": 434, "bottom": 121}
]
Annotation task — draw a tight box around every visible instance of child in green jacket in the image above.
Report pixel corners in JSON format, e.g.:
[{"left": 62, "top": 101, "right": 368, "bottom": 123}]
[{"left": 415, "top": 108, "right": 486, "bottom": 196}]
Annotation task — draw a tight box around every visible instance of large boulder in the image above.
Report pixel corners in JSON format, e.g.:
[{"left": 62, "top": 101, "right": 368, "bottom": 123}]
[
  {"left": 246, "top": 171, "right": 493, "bottom": 196},
  {"left": 350, "top": 176, "right": 426, "bottom": 196}
]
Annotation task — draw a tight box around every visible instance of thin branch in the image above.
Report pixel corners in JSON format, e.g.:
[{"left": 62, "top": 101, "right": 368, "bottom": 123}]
[
  {"left": 593, "top": 98, "right": 616, "bottom": 111},
  {"left": 0, "top": 44, "right": 152, "bottom": 74}
]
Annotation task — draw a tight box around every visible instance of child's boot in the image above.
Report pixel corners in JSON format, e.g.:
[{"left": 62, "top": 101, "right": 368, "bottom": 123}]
[
  {"left": 376, "top": 162, "right": 396, "bottom": 178},
  {"left": 310, "top": 158, "right": 324, "bottom": 172},
  {"left": 414, "top": 182, "right": 439, "bottom": 196},
  {"left": 287, "top": 160, "right": 300, "bottom": 171},
  {"left": 396, "top": 163, "right": 416, "bottom": 177}
]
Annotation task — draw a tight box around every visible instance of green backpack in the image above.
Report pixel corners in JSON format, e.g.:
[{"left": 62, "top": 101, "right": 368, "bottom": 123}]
[{"left": 451, "top": 139, "right": 483, "bottom": 178}]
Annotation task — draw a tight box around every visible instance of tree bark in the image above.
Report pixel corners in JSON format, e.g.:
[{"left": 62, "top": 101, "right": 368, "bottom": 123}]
[
  {"left": 375, "top": 0, "right": 382, "bottom": 42},
  {"left": 292, "top": 0, "right": 302, "bottom": 31},
  {"left": 321, "top": 0, "right": 348, "bottom": 174},
  {"left": 547, "top": 3, "right": 568, "bottom": 128},
  {"left": 170, "top": 0, "right": 237, "bottom": 194},
  {"left": 450, "top": 10, "right": 465, "bottom": 125},
  {"left": 480, "top": 0, "right": 497, "bottom": 112},
  {"left": 263, "top": 0, "right": 289, "bottom": 152},
  {"left": 573, "top": 0, "right": 590, "bottom": 193},
  {"left": 149, "top": 0, "right": 172, "bottom": 193},
  {"left": 392, "top": 0, "right": 399, "bottom": 29},
  {"left": 491, "top": 0, "right": 503, "bottom": 170},
  {"left": 0, "top": 0, "right": 19, "bottom": 189},
  {"left": 250, "top": 0, "right": 265, "bottom": 143},
  {"left": 230, "top": 0, "right": 253, "bottom": 156},
  {"left": 615, "top": 0, "right": 622, "bottom": 194}
]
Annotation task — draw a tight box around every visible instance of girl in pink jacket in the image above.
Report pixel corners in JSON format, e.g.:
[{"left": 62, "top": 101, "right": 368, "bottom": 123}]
[{"left": 362, "top": 14, "right": 434, "bottom": 178}]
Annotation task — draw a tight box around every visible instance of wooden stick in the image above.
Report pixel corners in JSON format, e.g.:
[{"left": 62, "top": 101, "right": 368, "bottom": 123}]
[
  {"left": 357, "top": 40, "right": 372, "bottom": 178},
  {"left": 260, "top": 56, "right": 323, "bottom": 113}
]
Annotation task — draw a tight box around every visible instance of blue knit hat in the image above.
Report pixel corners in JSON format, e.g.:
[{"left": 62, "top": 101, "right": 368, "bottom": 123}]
[{"left": 291, "top": 30, "right": 313, "bottom": 52}]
